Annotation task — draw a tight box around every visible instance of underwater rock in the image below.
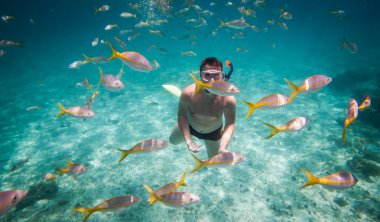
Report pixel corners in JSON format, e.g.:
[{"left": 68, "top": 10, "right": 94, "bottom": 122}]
[
  {"left": 346, "top": 157, "right": 380, "bottom": 181},
  {"left": 331, "top": 69, "right": 372, "bottom": 94},
  {"left": 333, "top": 197, "right": 349, "bottom": 207},
  {"left": 16, "top": 181, "right": 58, "bottom": 211}
]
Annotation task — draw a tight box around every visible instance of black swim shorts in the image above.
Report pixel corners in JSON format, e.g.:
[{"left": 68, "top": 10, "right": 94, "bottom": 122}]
[{"left": 189, "top": 124, "right": 223, "bottom": 141}]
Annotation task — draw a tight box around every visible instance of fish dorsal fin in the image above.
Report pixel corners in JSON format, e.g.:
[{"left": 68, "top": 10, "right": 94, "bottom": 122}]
[
  {"left": 117, "top": 64, "right": 125, "bottom": 79},
  {"left": 67, "top": 160, "right": 74, "bottom": 167}
]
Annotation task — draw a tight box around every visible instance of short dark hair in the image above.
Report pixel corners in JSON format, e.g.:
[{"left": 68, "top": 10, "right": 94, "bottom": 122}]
[{"left": 199, "top": 57, "right": 223, "bottom": 72}]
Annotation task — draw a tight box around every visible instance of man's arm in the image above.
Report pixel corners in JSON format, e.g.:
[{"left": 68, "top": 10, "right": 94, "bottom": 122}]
[
  {"left": 219, "top": 97, "right": 237, "bottom": 152},
  {"left": 177, "top": 93, "right": 192, "bottom": 144},
  {"left": 177, "top": 92, "right": 202, "bottom": 152}
]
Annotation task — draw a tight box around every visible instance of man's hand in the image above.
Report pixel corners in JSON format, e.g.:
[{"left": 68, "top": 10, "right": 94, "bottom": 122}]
[
  {"left": 218, "top": 147, "right": 228, "bottom": 153},
  {"left": 187, "top": 141, "right": 202, "bottom": 153}
]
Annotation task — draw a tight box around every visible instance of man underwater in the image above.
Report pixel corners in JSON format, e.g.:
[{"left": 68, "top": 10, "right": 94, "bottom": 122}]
[{"left": 169, "top": 57, "right": 237, "bottom": 158}]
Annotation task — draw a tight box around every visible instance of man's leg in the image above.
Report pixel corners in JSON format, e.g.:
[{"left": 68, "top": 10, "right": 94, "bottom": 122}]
[
  {"left": 169, "top": 125, "right": 185, "bottom": 145},
  {"left": 204, "top": 139, "right": 221, "bottom": 158}
]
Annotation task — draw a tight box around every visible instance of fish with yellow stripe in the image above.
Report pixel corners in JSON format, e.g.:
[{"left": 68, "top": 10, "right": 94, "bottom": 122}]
[
  {"left": 143, "top": 185, "right": 199, "bottom": 208},
  {"left": 190, "top": 152, "right": 245, "bottom": 173},
  {"left": 301, "top": 168, "right": 358, "bottom": 189},
  {"left": 243, "top": 94, "right": 289, "bottom": 119},
  {"left": 190, "top": 74, "right": 240, "bottom": 96},
  {"left": 342, "top": 98, "right": 358, "bottom": 144},
  {"left": 262, "top": 117, "right": 309, "bottom": 138},
  {"left": 117, "top": 139, "right": 169, "bottom": 162},
  {"left": 284, "top": 74, "right": 332, "bottom": 102},
  {"left": 107, "top": 42, "right": 152, "bottom": 72},
  {"left": 57, "top": 91, "right": 99, "bottom": 119},
  {"left": 73, "top": 195, "right": 140, "bottom": 222},
  {"left": 147, "top": 170, "right": 188, "bottom": 205},
  {"left": 55, "top": 160, "right": 88, "bottom": 176}
]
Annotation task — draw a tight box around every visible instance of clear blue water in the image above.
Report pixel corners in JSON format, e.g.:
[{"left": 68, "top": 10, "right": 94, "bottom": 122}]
[{"left": 1, "top": 0, "right": 380, "bottom": 221}]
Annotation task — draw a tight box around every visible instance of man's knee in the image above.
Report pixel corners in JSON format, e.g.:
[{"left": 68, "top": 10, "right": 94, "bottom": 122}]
[{"left": 169, "top": 131, "right": 182, "bottom": 145}]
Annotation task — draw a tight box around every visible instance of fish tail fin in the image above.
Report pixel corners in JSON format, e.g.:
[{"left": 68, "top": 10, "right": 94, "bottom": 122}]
[
  {"left": 98, "top": 67, "right": 103, "bottom": 87},
  {"left": 190, "top": 153, "right": 204, "bottom": 174},
  {"left": 189, "top": 74, "right": 205, "bottom": 95},
  {"left": 83, "top": 77, "right": 92, "bottom": 90},
  {"left": 53, "top": 161, "right": 63, "bottom": 174},
  {"left": 143, "top": 184, "right": 158, "bottom": 206},
  {"left": 73, "top": 207, "right": 93, "bottom": 222},
  {"left": 107, "top": 41, "right": 118, "bottom": 61},
  {"left": 301, "top": 168, "right": 319, "bottom": 189},
  {"left": 217, "top": 19, "right": 225, "bottom": 28},
  {"left": 342, "top": 124, "right": 348, "bottom": 144},
  {"left": 117, "top": 148, "right": 130, "bottom": 163},
  {"left": 284, "top": 78, "right": 299, "bottom": 102},
  {"left": 82, "top": 54, "right": 94, "bottom": 64},
  {"left": 94, "top": 7, "right": 99, "bottom": 14},
  {"left": 178, "top": 170, "right": 188, "bottom": 187},
  {"left": 262, "top": 123, "right": 280, "bottom": 139},
  {"left": 57, "top": 103, "right": 66, "bottom": 118},
  {"left": 242, "top": 101, "right": 257, "bottom": 119}
]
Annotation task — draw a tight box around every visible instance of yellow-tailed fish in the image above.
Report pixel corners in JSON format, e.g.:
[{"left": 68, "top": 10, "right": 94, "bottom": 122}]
[
  {"left": 162, "top": 84, "right": 182, "bottom": 97},
  {"left": 107, "top": 42, "right": 152, "bottom": 72},
  {"left": 44, "top": 173, "right": 57, "bottom": 181},
  {"left": 216, "top": 19, "right": 253, "bottom": 32},
  {"left": 82, "top": 54, "right": 108, "bottom": 63},
  {"left": 190, "top": 74, "right": 240, "bottom": 96},
  {"left": 277, "top": 21, "right": 288, "bottom": 30},
  {"left": 254, "top": 0, "right": 266, "bottom": 8},
  {"left": 279, "top": 8, "right": 293, "bottom": 20},
  {"left": 114, "top": 36, "right": 128, "bottom": 51},
  {"left": 94, "top": 5, "right": 110, "bottom": 14},
  {"left": 98, "top": 67, "right": 124, "bottom": 91},
  {"left": 73, "top": 195, "right": 140, "bottom": 222},
  {"left": 342, "top": 98, "right": 358, "bottom": 144},
  {"left": 285, "top": 74, "right": 332, "bottom": 102},
  {"left": 147, "top": 170, "right": 188, "bottom": 205},
  {"left": 83, "top": 77, "right": 92, "bottom": 90},
  {"left": 1, "top": 15, "right": 15, "bottom": 23},
  {"left": 57, "top": 91, "right": 99, "bottom": 118},
  {"left": 341, "top": 38, "right": 358, "bottom": 54},
  {"left": 26, "top": 106, "right": 40, "bottom": 111},
  {"left": 358, "top": 96, "right": 370, "bottom": 111},
  {"left": 144, "top": 185, "right": 199, "bottom": 208},
  {"left": 0, "top": 40, "right": 24, "bottom": 47},
  {"left": 117, "top": 139, "right": 169, "bottom": 162},
  {"left": 301, "top": 168, "right": 358, "bottom": 189},
  {"left": 263, "top": 117, "right": 310, "bottom": 139},
  {"left": 181, "top": 51, "right": 197, "bottom": 56},
  {"left": 10, "top": 157, "right": 29, "bottom": 171},
  {"left": 190, "top": 152, "right": 245, "bottom": 173},
  {"left": 55, "top": 160, "right": 88, "bottom": 176},
  {"left": 243, "top": 94, "right": 289, "bottom": 119},
  {"left": 68, "top": 60, "right": 88, "bottom": 69},
  {"left": 0, "top": 190, "right": 26, "bottom": 215}
]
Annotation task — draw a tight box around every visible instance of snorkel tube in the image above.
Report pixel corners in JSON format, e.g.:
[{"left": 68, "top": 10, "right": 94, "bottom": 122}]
[{"left": 224, "top": 60, "right": 233, "bottom": 81}]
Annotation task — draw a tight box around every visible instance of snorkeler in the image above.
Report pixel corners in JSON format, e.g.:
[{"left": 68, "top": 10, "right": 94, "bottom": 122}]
[{"left": 169, "top": 57, "right": 237, "bottom": 158}]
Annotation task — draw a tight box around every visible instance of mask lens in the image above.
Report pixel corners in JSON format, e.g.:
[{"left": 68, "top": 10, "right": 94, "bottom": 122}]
[{"left": 201, "top": 71, "right": 223, "bottom": 81}]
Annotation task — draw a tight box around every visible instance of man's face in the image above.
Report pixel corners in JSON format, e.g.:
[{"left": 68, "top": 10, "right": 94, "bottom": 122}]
[{"left": 201, "top": 64, "right": 224, "bottom": 82}]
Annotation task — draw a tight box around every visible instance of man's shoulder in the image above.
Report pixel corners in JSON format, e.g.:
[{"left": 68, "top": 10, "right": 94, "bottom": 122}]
[
  {"left": 224, "top": 95, "right": 237, "bottom": 105},
  {"left": 182, "top": 83, "right": 196, "bottom": 95}
]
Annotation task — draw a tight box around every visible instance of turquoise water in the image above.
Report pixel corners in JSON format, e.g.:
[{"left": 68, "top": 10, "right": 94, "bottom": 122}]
[{"left": 1, "top": 0, "right": 380, "bottom": 221}]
